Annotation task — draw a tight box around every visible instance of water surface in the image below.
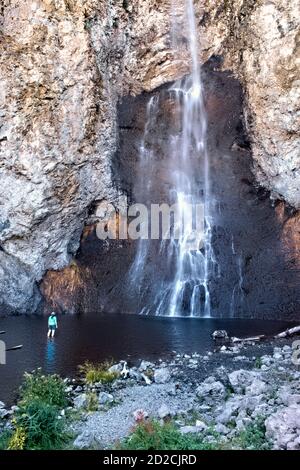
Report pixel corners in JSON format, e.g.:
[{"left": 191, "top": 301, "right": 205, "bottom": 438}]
[{"left": 0, "top": 314, "right": 296, "bottom": 404}]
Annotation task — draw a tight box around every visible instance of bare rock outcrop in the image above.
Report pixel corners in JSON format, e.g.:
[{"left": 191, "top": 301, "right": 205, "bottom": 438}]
[{"left": 0, "top": 0, "right": 299, "bottom": 313}]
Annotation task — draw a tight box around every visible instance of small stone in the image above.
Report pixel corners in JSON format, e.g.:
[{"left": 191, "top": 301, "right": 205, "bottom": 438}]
[
  {"left": 195, "top": 420, "right": 207, "bottom": 430},
  {"left": 189, "top": 358, "right": 198, "bottom": 365},
  {"left": 0, "top": 409, "right": 9, "bottom": 419},
  {"left": 73, "top": 431, "right": 98, "bottom": 449},
  {"left": 98, "top": 392, "right": 114, "bottom": 405},
  {"left": 139, "top": 360, "right": 154, "bottom": 372},
  {"left": 180, "top": 425, "right": 203, "bottom": 435},
  {"left": 154, "top": 368, "right": 171, "bottom": 384},
  {"left": 141, "top": 373, "right": 152, "bottom": 385},
  {"left": 108, "top": 362, "right": 123, "bottom": 374},
  {"left": 158, "top": 404, "right": 171, "bottom": 419},
  {"left": 73, "top": 393, "right": 88, "bottom": 409},
  {"left": 215, "top": 423, "right": 230, "bottom": 435}
]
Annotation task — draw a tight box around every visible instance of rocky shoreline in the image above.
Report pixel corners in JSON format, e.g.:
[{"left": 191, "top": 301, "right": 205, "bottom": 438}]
[{"left": 1, "top": 334, "right": 300, "bottom": 450}]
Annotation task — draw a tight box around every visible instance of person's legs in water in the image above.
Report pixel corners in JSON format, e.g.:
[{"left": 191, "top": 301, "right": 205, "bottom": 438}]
[{"left": 48, "top": 326, "right": 56, "bottom": 338}]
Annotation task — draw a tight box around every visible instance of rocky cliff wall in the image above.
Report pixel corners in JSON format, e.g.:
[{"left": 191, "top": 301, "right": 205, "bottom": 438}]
[{"left": 0, "top": 0, "right": 299, "bottom": 313}]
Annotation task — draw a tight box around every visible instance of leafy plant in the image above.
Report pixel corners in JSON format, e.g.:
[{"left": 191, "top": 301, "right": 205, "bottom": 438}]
[
  {"left": 117, "top": 419, "right": 219, "bottom": 450},
  {"left": 16, "top": 399, "right": 68, "bottom": 450},
  {"left": 79, "top": 361, "right": 119, "bottom": 385},
  {"left": 235, "top": 417, "right": 269, "bottom": 450},
  {"left": 8, "top": 425, "right": 26, "bottom": 450},
  {"left": 2, "top": 370, "right": 71, "bottom": 450},
  {"left": 254, "top": 357, "right": 262, "bottom": 369},
  {"left": 19, "top": 369, "right": 68, "bottom": 408},
  {"left": 86, "top": 392, "right": 99, "bottom": 412},
  {"left": 0, "top": 430, "right": 13, "bottom": 450}
]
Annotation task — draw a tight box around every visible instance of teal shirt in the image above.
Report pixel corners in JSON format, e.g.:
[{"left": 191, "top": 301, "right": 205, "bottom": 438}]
[{"left": 48, "top": 315, "right": 57, "bottom": 328}]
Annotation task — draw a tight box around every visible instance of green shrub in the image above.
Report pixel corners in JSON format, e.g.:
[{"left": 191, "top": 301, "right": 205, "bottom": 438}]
[
  {"left": 2, "top": 370, "right": 71, "bottom": 450},
  {"left": 117, "top": 419, "right": 218, "bottom": 450},
  {"left": 79, "top": 361, "right": 119, "bottom": 385},
  {"left": 19, "top": 370, "right": 68, "bottom": 408},
  {"left": 235, "top": 418, "right": 269, "bottom": 450},
  {"left": 16, "top": 399, "right": 68, "bottom": 450},
  {"left": 86, "top": 392, "right": 99, "bottom": 412},
  {"left": 0, "top": 430, "right": 13, "bottom": 450},
  {"left": 254, "top": 357, "right": 262, "bottom": 369}
]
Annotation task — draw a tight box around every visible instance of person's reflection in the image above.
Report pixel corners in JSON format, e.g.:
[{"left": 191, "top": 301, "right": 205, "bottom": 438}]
[{"left": 45, "top": 338, "right": 56, "bottom": 373}]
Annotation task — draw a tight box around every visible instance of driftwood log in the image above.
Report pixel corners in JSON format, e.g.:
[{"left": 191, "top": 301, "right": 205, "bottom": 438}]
[
  {"left": 231, "top": 335, "right": 266, "bottom": 343},
  {"left": 275, "top": 325, "right": 300, "bottom": 339}
]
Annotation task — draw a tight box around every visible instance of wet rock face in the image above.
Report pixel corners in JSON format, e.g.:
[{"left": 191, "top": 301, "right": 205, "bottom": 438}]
[
  {"left": 60, "top": 64, "right": 299, "bottom": 319},
  {"left": 0, "top": 0, "right": 299, "bottom": 313}
]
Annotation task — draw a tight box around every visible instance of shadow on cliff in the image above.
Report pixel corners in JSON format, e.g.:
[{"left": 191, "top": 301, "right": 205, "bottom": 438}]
[{"left": 41, "top": 59, "right": 300, "bottom": 320}]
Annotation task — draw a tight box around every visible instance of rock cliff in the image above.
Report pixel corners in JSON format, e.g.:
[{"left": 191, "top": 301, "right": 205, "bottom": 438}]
[{"left": 0, "top": 0, "right": 299, "bottom": 313}]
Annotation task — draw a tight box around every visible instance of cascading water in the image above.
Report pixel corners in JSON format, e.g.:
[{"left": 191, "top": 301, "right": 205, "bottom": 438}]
[{"left": 128, "top": 0, "right": 217, "bottom": 317}]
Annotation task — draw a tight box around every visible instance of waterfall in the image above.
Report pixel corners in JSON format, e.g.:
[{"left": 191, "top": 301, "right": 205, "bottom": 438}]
[{"left": 128, "top": 0, "right": 217, "bottom": 317}]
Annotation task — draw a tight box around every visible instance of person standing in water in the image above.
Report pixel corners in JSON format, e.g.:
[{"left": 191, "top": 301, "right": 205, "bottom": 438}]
[{"left": 47, "top": 312, "right": 58, "bottom": 338}]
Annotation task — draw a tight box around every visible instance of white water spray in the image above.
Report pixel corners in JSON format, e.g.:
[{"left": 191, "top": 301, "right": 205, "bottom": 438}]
[{"left": 129, "top": 0, "right": 216, "bottom": 317}]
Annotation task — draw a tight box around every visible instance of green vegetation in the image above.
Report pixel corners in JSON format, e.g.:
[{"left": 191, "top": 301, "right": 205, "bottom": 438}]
[
  {"left": 79, "top": 361, "right": 119, "bottom": 385},
  {"left": 254, "top": 357, "right": 263, "bottom": 369},
  {"left": 19, "top": 369, "right": 68, "bottom": 408},
  {"left": 0, "top": 370, "right": 71, "bottom": 450},
  {"left": 234, "top": 418, "right": 270, "bottom": 450},
  {"left": 117, "top": 419, "right": 218, "bottom": 451},
  {"left": 0, "top": 430, "right": 13, "bottom": 450},
  {"left": 86, "top": 392, "right": 99, "bottom": 412},
  {"left": 13, "top": 400, "right": 68, "bottom": 450},
  {"left": 225, "top": 385, "right": 235, "bottom": 400}
]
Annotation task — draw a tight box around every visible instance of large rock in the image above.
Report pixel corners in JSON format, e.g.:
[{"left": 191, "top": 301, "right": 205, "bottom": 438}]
[
  {"left": 215, "top": 397, "right": 243, "bottom": 424},
  {"left": 196, "top": 377, "right": 226, "bottom": 405},
  {"left": 265, "top": 405, "right": 300, "bottom": 450},
  {"left": 228, "top": 370, "right": 258, "bottom": 394},
  {"left": 245, "top": 378, "right": 269, "bottom": 397},
  {"left": 212, "top": 330, "right": 228, "bottom": 340}
]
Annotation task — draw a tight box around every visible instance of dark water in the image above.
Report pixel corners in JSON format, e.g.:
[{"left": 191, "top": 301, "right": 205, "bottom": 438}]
[{"left": 0, "top": 314, "right": 296, "bottom": 404}]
